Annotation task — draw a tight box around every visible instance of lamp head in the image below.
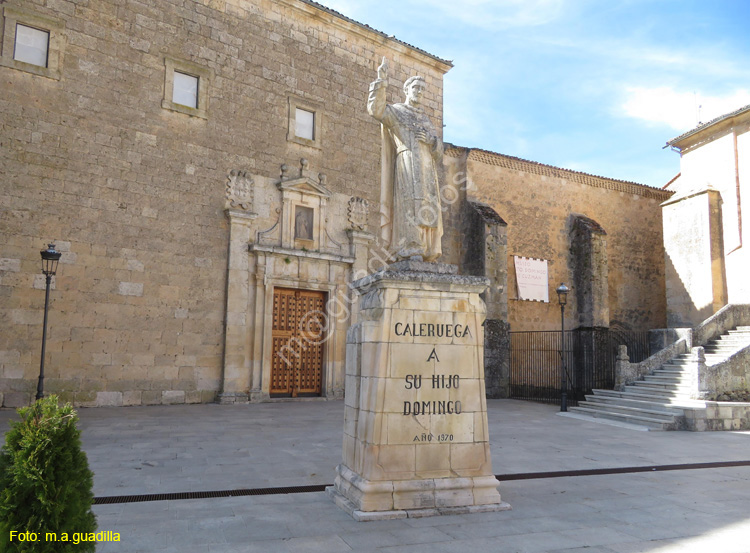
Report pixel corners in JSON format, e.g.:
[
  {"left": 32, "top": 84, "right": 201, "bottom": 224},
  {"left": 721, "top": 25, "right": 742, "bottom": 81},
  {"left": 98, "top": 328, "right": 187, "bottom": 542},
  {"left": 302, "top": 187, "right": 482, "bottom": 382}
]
[
  {"left": 40, "top": 244, "right": 61, "bottom": 276},
  {"left": 556, "top": 283, "right": 569, "bottom": 306}
]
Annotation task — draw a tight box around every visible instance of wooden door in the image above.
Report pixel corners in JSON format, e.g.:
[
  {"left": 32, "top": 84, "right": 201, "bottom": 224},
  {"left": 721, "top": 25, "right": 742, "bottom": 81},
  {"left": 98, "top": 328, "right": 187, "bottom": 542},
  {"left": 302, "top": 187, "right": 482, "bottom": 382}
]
[{"left": 270, "top": 288, "right": 325, "bottom": 397}]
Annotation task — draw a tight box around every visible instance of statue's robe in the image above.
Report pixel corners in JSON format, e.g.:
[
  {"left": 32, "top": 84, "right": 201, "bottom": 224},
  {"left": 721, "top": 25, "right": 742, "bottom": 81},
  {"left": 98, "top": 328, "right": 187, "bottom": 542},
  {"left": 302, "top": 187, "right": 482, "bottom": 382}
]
[{"left": 367, "top": 78, "right": 443, "bottom": 261}]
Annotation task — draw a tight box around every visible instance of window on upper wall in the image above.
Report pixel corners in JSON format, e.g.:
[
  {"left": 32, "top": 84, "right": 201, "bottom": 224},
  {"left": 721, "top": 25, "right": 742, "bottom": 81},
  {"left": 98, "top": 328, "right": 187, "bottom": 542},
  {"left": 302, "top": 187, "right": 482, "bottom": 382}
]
[
  {"left": 14, "top": 24, "right": 49, "bottom": 67},
  {"left": 162, "top": 58, "right": 211, "bottom": 119},
  {"left": 0, "top": 7, "right": 63, "bottom": 79},
  {"left": 173, "top": 71, "right": 199, "bottom": 109},
  {"left": 288, "top": 96, "right": 323, "bottom": 149},
  {"left": 295, "top": 108, "right": 315, "bottom": 141}
]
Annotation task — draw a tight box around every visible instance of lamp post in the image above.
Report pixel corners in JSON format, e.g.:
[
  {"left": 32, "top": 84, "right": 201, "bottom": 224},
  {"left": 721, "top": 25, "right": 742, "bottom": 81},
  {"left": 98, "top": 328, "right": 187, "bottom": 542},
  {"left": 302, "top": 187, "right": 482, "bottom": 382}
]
[
  {"left": 556, "top": 283, "right": 570, "bottom": 412},
  {"left": 36, "top": 244, "right": 61, "bottom": 401}
]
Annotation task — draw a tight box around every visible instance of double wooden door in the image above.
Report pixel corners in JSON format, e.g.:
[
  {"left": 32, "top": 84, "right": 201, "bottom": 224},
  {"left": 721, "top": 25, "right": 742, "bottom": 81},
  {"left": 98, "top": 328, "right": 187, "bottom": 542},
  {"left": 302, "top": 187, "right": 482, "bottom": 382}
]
[{"left": 270, "top": 288, "right": 325, "bottom": 397}]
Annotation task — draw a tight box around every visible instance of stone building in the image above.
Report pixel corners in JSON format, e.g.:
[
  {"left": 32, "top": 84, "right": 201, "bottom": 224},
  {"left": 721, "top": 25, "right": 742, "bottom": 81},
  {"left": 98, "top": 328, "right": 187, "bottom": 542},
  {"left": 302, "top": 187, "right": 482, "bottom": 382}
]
[
  {"left": 447, "top": 147, "right": 672, "bottom": 334},
  {"left": 0, "top": 0, "right": 670, "bottom": 407},
  {"left": 662, "top": 105, "right": 750, "bottom": 327}
]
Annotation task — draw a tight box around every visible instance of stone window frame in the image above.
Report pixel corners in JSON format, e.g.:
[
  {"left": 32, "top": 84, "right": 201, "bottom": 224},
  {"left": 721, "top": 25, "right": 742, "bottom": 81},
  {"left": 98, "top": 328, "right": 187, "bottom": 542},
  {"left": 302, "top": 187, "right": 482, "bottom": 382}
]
[
  {"left": 287, "top": 96, "right": 323, "bottom": 149},
  {"left": 0, "top": 6, "right": 64, "bottom": 80},
  {"left": 162, "top": 57, "right": 211, "bottom": 119}
]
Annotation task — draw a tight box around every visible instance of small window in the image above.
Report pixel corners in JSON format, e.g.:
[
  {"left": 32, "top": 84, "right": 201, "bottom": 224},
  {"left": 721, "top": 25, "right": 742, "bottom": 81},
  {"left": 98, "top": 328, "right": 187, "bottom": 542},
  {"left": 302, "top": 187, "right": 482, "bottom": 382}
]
[
  {"left": 0, "top": 7, "right": 63, "bottom": 79},
  {"left": 162, "top": 58, "right": 211, "bottom": 119},
  {"left": 14, "top": 24, "right": 49, "bottom": 67},
  {"left": 295, "top": 108, "right": 315, "bottom": 141},
  {"left": 172, "top": 71, "right": 199, "bottom": 108},
  {"left": 287, "top": 96, "right": 323, "bottom": 149}
]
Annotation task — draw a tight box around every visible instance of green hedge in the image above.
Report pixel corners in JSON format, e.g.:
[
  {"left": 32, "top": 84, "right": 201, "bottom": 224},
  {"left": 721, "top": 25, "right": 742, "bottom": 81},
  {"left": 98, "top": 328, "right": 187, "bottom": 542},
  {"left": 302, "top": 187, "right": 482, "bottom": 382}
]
[{"left": 0, "top": 396, "right": 97, "bottom": 552}]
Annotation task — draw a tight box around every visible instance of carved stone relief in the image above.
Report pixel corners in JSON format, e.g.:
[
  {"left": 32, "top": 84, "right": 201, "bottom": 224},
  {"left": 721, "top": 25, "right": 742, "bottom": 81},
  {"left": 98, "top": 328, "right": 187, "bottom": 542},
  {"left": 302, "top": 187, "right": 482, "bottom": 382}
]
[
  {"left": 347, "top": 197, "right": 369, "bottom": 230},
  {"left": 225, "top": 170, "right": 254, "bottom": 211}
]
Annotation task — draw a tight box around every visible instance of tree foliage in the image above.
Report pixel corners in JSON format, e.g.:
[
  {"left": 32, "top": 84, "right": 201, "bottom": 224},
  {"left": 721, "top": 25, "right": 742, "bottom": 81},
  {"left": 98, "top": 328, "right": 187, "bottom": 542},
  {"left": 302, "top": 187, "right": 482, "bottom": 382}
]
[{"left": 0, "top": 396, "right": 97, "bottom": 552}]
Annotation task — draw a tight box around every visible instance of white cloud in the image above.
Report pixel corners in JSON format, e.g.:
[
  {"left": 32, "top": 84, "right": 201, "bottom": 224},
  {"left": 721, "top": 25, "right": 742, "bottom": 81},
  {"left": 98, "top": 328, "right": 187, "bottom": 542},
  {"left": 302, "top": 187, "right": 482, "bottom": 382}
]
[{"left": 622, "top": 87, "right": 750, "bottom": 131}]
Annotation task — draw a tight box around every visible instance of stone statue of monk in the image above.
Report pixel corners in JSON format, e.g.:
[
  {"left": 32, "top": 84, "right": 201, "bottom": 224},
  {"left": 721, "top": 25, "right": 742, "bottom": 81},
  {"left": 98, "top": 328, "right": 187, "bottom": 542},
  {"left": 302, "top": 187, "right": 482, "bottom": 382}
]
[{"left": 367, "top": 57, "right": 443, "bottom": 262}]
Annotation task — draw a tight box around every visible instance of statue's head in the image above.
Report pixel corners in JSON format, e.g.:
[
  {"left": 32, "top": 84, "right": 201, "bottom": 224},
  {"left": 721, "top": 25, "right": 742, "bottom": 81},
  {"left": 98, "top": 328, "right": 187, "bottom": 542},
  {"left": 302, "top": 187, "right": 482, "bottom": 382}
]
[{"left": 403, "top": 76, "right": 426, "bottom": 106}]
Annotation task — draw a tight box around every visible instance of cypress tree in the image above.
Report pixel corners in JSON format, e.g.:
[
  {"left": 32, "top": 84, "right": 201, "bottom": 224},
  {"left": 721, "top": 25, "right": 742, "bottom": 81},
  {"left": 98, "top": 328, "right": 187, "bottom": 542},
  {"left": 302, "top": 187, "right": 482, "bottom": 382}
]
[{"left": 0, "top": 396, "right": 97, "bottom": 552}]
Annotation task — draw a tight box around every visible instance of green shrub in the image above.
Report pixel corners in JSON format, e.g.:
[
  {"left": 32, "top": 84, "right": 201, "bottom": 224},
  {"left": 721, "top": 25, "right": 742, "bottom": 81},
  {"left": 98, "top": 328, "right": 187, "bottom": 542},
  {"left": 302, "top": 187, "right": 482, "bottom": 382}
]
[{"left": 0, "top": 396, "right": 97, "bottom": 552}]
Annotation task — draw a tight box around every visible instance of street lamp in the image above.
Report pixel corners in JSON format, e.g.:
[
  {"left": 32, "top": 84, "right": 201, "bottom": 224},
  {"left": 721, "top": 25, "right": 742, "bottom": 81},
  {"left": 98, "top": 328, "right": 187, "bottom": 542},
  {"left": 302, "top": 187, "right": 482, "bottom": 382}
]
[
  {"left": 556, "top": 283, "right": 570, "bottom": 412},
  {"left": 36, "top": 244, "right": 61, "bottom": 401}
]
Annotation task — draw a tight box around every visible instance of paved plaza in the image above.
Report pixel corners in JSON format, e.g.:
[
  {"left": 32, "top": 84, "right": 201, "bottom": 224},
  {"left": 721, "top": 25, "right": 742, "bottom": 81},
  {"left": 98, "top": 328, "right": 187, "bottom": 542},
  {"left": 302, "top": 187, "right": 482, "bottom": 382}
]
[{"left": 1, "top": 399, "right": 749, "bottom": 552}]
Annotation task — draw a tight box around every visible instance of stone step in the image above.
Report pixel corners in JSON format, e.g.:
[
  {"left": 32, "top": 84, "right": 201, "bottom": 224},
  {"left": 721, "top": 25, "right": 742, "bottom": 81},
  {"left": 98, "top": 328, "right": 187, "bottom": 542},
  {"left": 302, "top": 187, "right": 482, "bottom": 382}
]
[
  {"left": 649, "top": 369, "right": 692, "bottom": 376},
  {"left": 643, "top": 376, "right": 693, "bottom": 385},
  {"left": 592, "top": 389, "right": 706, "bottom": 407},
  {"left": 646, "top": 372, "right": 692, "bottom": 379},
  {"left": 631, "top": 380, "right": 693, "bottom": 391},
  {"left": 703, "top": 342, "right": 746, "bottom": 351},
  {"left": 568, "top": 406, "right": 672, "bottom": 430},
  {"left": 577, "top": 399, "right": 682, "bottom": 419},
  {"left": 582, "top": 394, "right": 685, "bottom": 414},
  {"left": 622, "top": 385, "right": 683, "bottom": 398},
  {"left": 558, "top": 411, "right": 654, "bottom": 431},
  {"left": 627, "top": 388, "right": 692, "bottom": 398},
  {"left": 657, "top": 366, "right": 692, "bottom": 373},
  {"left": 655, "top": 372, "right": 691, "bottom": 379}
]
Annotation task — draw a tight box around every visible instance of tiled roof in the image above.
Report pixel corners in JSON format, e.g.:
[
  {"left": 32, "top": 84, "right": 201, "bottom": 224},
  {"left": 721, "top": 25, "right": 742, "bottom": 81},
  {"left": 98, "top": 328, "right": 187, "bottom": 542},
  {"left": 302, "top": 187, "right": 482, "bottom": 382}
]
[
  {"left": 445, "top": 144, "right": 673, "bottom": 200},
  {"left": 297, "top": 0, "right": 452, "bottom": 67},
  {"left": 666, "top": 104, "right": 750, "bottom": 147}
]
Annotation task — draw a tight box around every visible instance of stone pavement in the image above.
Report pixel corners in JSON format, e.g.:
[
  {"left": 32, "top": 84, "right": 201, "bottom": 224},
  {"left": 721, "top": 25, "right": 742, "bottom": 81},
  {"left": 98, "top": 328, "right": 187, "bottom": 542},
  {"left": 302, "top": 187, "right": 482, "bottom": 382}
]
[{"left": 1, "top": 399, "right": 750, "bottom": 552}]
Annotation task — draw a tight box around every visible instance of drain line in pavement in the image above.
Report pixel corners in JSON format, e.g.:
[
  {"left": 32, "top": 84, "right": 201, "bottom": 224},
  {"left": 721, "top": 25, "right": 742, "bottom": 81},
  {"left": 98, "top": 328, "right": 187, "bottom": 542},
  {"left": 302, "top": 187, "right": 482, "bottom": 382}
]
[{"left": 93, "top": 460, "right": 750, "bottom": 505}]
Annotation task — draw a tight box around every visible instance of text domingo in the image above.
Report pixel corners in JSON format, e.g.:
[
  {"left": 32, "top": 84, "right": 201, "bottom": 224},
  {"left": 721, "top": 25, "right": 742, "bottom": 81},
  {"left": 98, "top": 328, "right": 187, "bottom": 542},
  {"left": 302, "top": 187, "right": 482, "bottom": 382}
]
[
  {"left": 403, "top": 374, "right": 461, "bottom": 415},
  {"left": 403, "top": 400, "right": 461, "bottom": 415}
]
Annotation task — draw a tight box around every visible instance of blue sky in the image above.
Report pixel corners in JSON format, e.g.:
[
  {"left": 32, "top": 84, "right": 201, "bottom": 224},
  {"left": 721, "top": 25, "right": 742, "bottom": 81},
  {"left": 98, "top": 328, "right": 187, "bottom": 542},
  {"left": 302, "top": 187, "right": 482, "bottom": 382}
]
[{"left": 322, "top": 0, "right": 750, "bottom": 187}]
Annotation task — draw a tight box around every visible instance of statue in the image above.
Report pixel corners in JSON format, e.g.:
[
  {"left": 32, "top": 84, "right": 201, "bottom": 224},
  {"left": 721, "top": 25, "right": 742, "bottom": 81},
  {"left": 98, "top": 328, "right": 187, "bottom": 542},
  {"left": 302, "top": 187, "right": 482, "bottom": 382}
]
[{"left": 367, "top": 57, "right": 443, "bottom": 262}]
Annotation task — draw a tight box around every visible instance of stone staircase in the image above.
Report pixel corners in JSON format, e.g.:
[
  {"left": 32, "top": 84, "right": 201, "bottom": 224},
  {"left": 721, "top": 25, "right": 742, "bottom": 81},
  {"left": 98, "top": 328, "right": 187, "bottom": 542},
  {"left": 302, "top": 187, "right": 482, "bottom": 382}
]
[{"left": 567, "top": 326, "right": 750, "bottom": 430}]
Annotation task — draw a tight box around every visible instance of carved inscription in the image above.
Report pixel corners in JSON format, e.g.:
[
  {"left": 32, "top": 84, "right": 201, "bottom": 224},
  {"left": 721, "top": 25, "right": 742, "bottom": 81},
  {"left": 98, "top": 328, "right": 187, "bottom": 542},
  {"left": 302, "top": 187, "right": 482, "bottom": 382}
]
[
  {"left": 394, "top": 322, "right": 472, "bottom": 338},
  {"left": 403, "top": 374, "right": 461, "bottom": 416},
  {"left": 390, "top": 318, "right": 477, "bottom": 443}
]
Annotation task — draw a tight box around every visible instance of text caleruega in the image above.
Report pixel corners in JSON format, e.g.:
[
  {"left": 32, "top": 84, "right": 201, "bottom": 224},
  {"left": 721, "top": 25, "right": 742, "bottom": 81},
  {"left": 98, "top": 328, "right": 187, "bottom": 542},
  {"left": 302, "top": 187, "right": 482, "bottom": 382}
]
[{"left": 393, "top": 322, "right": 472, "bottom": 338}]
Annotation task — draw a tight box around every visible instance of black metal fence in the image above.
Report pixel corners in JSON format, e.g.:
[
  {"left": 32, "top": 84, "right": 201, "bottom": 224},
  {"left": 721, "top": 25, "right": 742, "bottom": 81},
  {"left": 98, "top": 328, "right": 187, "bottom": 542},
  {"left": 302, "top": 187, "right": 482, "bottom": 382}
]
[{"left": 509, "top": 328, "right": 651, "bottom": 406}]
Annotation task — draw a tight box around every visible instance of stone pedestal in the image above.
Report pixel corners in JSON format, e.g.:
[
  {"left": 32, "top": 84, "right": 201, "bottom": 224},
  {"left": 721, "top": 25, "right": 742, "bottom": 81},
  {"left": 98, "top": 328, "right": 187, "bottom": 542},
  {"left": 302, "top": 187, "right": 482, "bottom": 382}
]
[{"left": 326, "top": 262, "right": 511, "bottom": 520}]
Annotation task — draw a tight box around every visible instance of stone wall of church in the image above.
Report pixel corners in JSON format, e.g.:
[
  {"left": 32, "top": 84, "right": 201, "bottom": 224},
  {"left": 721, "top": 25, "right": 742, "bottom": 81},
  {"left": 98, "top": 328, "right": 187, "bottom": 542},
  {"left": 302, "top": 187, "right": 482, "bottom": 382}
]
[
  {"left": 0, "top": 0, "right": 449, "bottom": 406},
  {"left": 447, "top": 147, "right": 672, "bottom": 333}
]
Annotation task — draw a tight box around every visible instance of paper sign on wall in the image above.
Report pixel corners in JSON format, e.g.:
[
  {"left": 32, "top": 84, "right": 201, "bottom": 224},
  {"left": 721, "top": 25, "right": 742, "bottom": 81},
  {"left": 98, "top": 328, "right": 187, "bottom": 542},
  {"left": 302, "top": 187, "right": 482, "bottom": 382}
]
[{"left": 514, "top": 256, "right": 549, "bottom": 302}]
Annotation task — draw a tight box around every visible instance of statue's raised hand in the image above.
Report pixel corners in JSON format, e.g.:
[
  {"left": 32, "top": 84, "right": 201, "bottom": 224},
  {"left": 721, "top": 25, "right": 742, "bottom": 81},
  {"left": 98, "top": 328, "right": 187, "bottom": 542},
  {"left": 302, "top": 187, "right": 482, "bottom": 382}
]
[
  {"left": 377, "top": 57, "right": 388, "bottom": 80},
  {"left": 415, "top": 130, "right": 434, "bottom": 145}
]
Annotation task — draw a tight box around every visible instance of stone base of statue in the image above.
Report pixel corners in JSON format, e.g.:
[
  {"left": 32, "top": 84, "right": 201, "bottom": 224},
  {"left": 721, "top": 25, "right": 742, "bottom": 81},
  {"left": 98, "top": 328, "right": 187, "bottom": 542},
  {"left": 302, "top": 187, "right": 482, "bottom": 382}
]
[{"left": 326, "top": 262, "right": 511, "bottom": 521}]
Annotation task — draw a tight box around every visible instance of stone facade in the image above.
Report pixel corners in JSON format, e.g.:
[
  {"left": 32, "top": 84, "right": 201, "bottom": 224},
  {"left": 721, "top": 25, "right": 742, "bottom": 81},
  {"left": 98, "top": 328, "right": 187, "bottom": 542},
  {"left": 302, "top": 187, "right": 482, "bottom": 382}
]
[
  {"left": 664, "top": 105, "right": 750, "bottom": 327},
  {"left": 0, "top": 0, "right": 676, "bottom": 408},
  {"left": 0, "top": 0, "right": 450, "bottom": 406},
  {"left": 445, "top": 146, "right": 672, "bottom": 333}
]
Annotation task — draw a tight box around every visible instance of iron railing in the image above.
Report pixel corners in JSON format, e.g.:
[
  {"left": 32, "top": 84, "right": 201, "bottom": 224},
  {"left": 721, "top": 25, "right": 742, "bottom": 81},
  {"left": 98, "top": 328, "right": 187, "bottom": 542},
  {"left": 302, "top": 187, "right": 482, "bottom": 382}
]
[{"left": 509, "top": 328, "right": 651, "bottom": 406}]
